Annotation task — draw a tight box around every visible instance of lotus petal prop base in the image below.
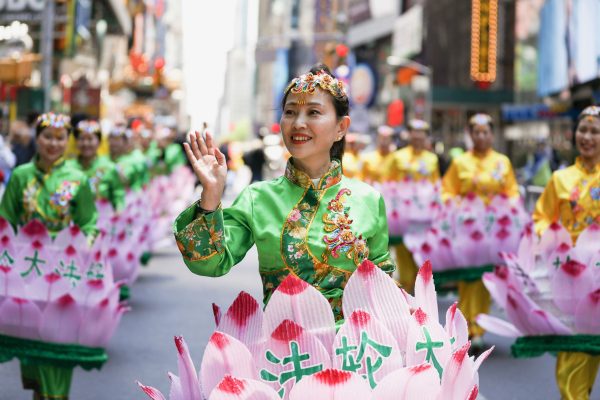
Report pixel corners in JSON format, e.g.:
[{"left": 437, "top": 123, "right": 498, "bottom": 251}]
[
  {"left": 433, "top": 265, "right": 494, "bottom": 287},
  {"left": 511, "top": 335, "right": 600, "bottom": 358},
  {"left": 0, "top": 333, "right": 107, "bottom": 370}
]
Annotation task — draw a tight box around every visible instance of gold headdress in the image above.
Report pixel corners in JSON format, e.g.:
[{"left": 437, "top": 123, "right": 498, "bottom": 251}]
[{"left": 285, "top": 70, "right": 347, "bottom": 100}]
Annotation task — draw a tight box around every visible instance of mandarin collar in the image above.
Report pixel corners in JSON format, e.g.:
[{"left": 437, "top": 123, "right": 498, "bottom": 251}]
[
  {"left": 284, "top": 159, "right": 343, "bottom": 190},
  {"left": 34, "top": 155, "right": 65, "bottom": 175},
  {"left": 575, "top": 157, "right": 600, "bottom": 174}
]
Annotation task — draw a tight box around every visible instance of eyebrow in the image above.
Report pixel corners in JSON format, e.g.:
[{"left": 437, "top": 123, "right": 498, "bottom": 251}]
[{"left": 285, "top": 101, "right": 324, "bottom": 106}]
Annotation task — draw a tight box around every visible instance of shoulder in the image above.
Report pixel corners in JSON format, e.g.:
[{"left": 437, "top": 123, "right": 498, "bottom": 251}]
[
  {"left": 551, "top": 165, "right": 577, "bottom": 184},
  {"left": 423, "top": 150, "right": 439, "bottom": 162},
  {"left": 340, "top": 177, "right": 383, "bottom": 201},
  {"left": 58, "top": 162, "right": 88, "bottom": 181},
  {"left": 491, "top": 151, "right": 512, "bottom": 165},
  {"left": 11, "top": 162, "right": 36, "bottom": 178}
]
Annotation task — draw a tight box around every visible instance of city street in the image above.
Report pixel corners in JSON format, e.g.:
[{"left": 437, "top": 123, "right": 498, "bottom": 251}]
[{"left": 0, "top": 244, "right": 571, "bottom": 399}]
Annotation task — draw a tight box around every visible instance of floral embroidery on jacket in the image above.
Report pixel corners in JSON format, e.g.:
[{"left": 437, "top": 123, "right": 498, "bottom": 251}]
[
  {"left": 322, "top": 188, "right": 369, "bottom": 266},
  {"left": 176, "top": 210, "right": 224, "bottom": 261},
  {"left": 49, "top": 180, "right": 80, "bottom": 216}
]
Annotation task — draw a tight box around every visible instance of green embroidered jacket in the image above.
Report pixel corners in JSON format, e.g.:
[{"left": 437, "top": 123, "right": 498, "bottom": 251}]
[
  {"left": 174, "top": 160, "right": 395, "bottom": 319},
  {"left": 0, "top": 157, "right": 97, "bottom": 237},
  {"left": 66, "top": 156, "right": 125, "bottom": 210},
  {"left": 113, "top": 149, "right": 150, "bottom": 192}
]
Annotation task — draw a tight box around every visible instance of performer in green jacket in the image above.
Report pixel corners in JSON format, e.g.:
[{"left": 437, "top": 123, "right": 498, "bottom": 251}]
[
  {"left": 0, "top": 112, "right": 97, "bottom": 238},
  {"left": 109, "top": 125, "right": 148, "bottom": 192},
  {"left": 68, "top": 120, "right": 125, "bottom": 210},
  {"left": 174, "top": 65, "right": 394, "bottom": 320}
]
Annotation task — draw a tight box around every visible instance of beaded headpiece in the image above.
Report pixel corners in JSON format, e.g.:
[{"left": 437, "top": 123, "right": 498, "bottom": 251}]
[
  {"left": 36, "top": 112, "right": 71, "bottom": 130},
  {"left": 408, "top": 119, "right": 430, "bottom": 131},
  {"left": 109, "top": 125, "right": 132, "bottom": 139},
  {"left": 469, "top": 113, "right": 493, "bottom": 126},
  {"left": 285, "top": 70, "right": 347, "bottom": 100},
  {"left": 579, "top": 106, "right": 600, "bottom": 121},
  {"left": 76, "top": 120, "right": 101, "bottom": 135}
]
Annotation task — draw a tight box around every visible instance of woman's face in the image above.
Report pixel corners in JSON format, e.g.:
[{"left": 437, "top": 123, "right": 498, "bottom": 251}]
[
  {"left": 36, "top": 127, "right": 68, "bottom": 165},
  {"left": 109, "top": 135, "right": 127, "bottom": 157},
  {"left": 470, "top": 123, "right": 494, "bottom": 153},
  {"left": 409, "top": 129, "right": 427, "bottom": 151},
  {"left": 280, "top": 88, "right": 349, "bottom": 165},
  {"left": 575, "top": 117, "right": 600, "bottom": 163},
  {"left": 77, "top": 131, "right": 100, "bottom": 159}
]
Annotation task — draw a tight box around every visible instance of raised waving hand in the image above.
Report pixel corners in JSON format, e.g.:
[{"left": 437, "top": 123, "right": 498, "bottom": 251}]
[{"left": 184, "top": 130, "right": 227, "bottom": 211}]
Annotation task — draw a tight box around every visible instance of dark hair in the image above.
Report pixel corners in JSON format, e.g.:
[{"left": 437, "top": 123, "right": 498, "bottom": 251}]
[{"left": 281, "top": 63, "right": 349, "bottom": 162}]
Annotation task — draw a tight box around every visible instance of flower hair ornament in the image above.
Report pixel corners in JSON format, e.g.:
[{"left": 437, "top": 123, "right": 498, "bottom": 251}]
[
  {"left": 76, "top": 120, "right": 101, "bottom": 135},
  {"left": 109, "top": 125, "right": 133, "bottom": 139},
  {"left": 469, "top": 113, "right": 493, "bottom": 126},
  {"left": 580, "top": 105, "right": 600, "bottom": 122},
  {"left": 37, "top": 112, "right": 71, "bottom": 130},
  {"left": 285, "top": 70, "right": 347, "bottom": 100},
  {"left": 408, "top": 119, "right": 430, "bottom": 131}
]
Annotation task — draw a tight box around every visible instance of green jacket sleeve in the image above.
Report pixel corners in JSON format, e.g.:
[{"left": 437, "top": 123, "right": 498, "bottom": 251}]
[
  {"left": 73, "top": 179, "right": 98, "bottom": 239},
  {"left": 107, "top": 167, "right": 126, "bottom": 211},
  {"left": 367, "top": 194, "right": 395, "bottom": 274},
  {"left": 0, "top": 173, "right": 23, "bottom": 231},
  {"left": 174, "top": 187, "right": 255, "bottom": 277}
]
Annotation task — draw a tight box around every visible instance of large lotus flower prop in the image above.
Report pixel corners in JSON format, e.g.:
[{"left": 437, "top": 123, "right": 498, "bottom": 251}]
[
  {"left": 478, "top": 222, "right": 600, "bottom": 337},
  {"left": 138, "top": 260, "right": 492, "bottom": 399},
  {"left": 0, "top": 218, "right": 128, "bottom": 347},
  {"left": 374, "top": 180, "right": 442, "bottom": 237},
  {"left": 406, "top": 194, "right": 529, "bottom": 271}
]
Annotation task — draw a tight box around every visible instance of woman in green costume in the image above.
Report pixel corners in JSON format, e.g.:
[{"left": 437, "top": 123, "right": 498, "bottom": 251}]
[
  {"left": 68, "top": 120, "right": 125, "bottom": 210},
  {"left": 109, "top": 125, "right": 148, "bottom": 192},
  {"left": 0, "top": 112, "right": 97, "bottom": 238},
  {"left": 174, "top": 65, "right": 394, "bottom": 319},
  {"left": 0, "top": 112, "right": 98, "bottom": 400}
]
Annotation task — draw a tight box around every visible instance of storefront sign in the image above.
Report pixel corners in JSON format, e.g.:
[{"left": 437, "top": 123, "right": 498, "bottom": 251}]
[
  {"left": 392, "top": 4, "right": 423, "bottom": 59},
  {"left": 0, "top": 0, "right": 45, "bottom": 23},
  {"left": 470, "top": 0, "right": 498, "bottom": 83}
]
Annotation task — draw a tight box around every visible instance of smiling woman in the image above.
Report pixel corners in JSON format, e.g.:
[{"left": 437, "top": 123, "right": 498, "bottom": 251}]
[
  {"left": 173, "top": 64, "right": 395, "bottom": 322},
  {"left": 532, "top": 106, "right": 600, "bottom": 400}
]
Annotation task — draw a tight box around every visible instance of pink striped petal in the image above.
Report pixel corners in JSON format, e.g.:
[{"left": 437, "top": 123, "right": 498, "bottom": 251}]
[
  {"left": 343, "top": 260, "right": 411, "bottom": 352},
  {"left": 539, "top": 222, "right": 572, "bottom": 265},
  {"left": 258, "top": 320, "right": 331, "bottom": 397},
  {"left": 574, "top": 289, "right": 600, "bottom": 334},
  {"left": 475, "top": 314, "right": 522, "bottom": 338},
  {"left": 551, "top": 259, "right": 593, "bottom": 314},
  {"left": 405, "top": 308, "right": 452, "bottom": 378},
  {"left": 333, "top": 310, "right": 403, "bottom": 388},
  {"left": 137, "top": 382, "right": 167, "bottom": 400},
  {"left": 439, "top": 342, "right": 476, "bottom": 400},
  {"left": 199, "top": 331, "right": 257, "bottom": 399},
  {"left": 573, "top": 224, "right": 600, "bottom": 266},
  {"left": 373, "top": 363, "right": 440, "bottom": 400},
  {"left": 516, "top": 223, "right": 536, "bottom": 273},
  {"left": 264, "top": 275, "right": 335, "bottom": 353},
  {"left": 218, "top": 292, "right": 264, "bottom": 355},
  {"left": 0, "top": 266, "right": 27, "bottom": 298},
  {"left": 208, "top": 376, "right": 280, "bottom": 400},
  {"left": 288, "top": 369, "right": 372, "bottom": 400},
  {"left": 0, "top": 297, "right": 41, "bottom": 340},
  {"left": 174, "top": 336, "right": 202, "bottom": 400},
  {"left": 415, "top": 260, "right": 438, "bottom": 323},
  {"left": 39, "top": 294, "right": 82, "bottom": 344},
  {"left": 444, "top": 303, "right": 468, "bottom": 350},
  {"left": 168, "top": 372, "right": 184, "bottom": 400}
]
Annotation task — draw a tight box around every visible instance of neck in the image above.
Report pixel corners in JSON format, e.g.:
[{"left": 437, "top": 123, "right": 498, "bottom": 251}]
[
  {"left": 293, "top": 157, "right": 331, "bottom": 179},
  {"left": 411, "top": 145, "right": 423, "bottom": 153},
  {"left": 580, "top": 156, "right": 600, "bottom": 172},
  {"left": 379, "top": 148, "right": 390, "bottom": 156},
  {"left": 79, "top": 154, "right": 96, "bottom": 169},
  {"left": 473, "top": 148, "right": 490, "bottom": 157},
  {"left": 37, "top": 157, "right": 58, "bottom": 172}
]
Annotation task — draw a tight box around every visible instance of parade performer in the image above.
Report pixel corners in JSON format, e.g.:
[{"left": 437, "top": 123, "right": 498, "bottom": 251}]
[
  {"left": 0, "top": 112, "right": 97, "bottom": 238},
  {"left": 174, "top": 65, "right": 394, "bottom": 320},
  {"left": 387, "top": 119, "right": 440, "bottom": 293},
  {"left": 341, "top": 133, "right": 361, "bottom": 178},
  {"left": 360, "top": 125, "right": 395, "bottom": 183},
  {"left": 532, "top": 106, "right": 600, "bottom": 400},
  {"left": 68, "top": 120, "right": 125, "bottom": 210},
  {"left": 109, "top": 125, "right": 147, "bottom": 192},
  {"left": 0, "top": 112, "right": 99, "bottom": 399},
  {"left": 441, "top": 113, "right": 519, "bottom": 350}
]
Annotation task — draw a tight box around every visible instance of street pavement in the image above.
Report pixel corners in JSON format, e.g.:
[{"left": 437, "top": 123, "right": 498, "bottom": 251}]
[{"left": 0, "top": 244, "right": 591, "bottom": 399}]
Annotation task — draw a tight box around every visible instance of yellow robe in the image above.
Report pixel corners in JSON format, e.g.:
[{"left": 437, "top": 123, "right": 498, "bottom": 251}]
[
  {"left": 441, "top": 149, "right": 519, "bottom": 337},
  {"left": 533, "top": 157, "right": 600, "bottom": 400},
  {"left": 388, "top": 146, "right": 440, "bottom": 182},
  {"left": 360, "top": 150, "right": 395, "bottom": 183},
  {"left": 388, "top": 146, "right": 440, "bottom": 293}
]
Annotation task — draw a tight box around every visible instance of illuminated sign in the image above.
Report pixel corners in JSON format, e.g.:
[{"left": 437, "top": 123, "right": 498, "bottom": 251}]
[{"left": 470, "top": 0, "right": 498, "bottom": 83}]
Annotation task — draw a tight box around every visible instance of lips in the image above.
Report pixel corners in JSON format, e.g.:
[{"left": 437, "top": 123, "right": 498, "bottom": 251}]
[{"left": 291, "top": 133, "right": 312, "bottom": 145}]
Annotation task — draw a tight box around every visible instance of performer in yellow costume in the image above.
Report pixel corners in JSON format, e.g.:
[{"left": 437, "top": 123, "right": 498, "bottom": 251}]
[
  {"left": 533, "top": 106, "right": 600, "bottom": 400},
  {"left": 388, "top": 119, "right": 440, "bottom": 293},
  {"left": 360, "top": 125, "right": 396, "bottom": 183},
  {"left": 341, "top": 133, "right": 361, "bottom": 178},
  {"left": 441, "top": 113, "right": 519, "bottom": 350}
]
